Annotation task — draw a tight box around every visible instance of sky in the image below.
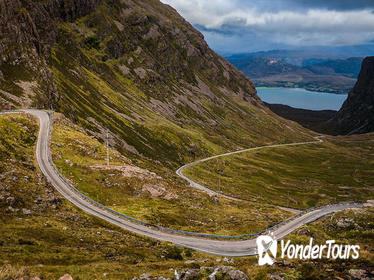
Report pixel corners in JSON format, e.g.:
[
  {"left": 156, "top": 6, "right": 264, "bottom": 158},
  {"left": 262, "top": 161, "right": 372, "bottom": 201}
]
[{"left": 160, "top": 0, "right": 374, "bottom": 54}]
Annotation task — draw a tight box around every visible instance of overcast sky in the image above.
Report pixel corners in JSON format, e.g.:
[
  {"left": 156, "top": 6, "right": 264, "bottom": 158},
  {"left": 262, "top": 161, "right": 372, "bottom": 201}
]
[{"left": 161, "top": 0, "right": 374, "bottom": 54}]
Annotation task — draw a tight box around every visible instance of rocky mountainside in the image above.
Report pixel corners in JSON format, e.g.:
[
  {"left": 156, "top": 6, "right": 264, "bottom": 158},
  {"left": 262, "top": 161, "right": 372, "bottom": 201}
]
[
  {"left": 0, "top": 0, "right": 103, "bottom": 108},
  {"left": 0, "top": 0, "right": 310, "bottom": 167},
  {"left": 329, "top": 56, "right": 374, "bottom": 134}
]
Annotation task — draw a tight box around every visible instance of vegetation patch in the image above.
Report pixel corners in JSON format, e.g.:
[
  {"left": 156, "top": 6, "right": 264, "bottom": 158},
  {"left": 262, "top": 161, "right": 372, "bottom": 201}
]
[{"left": 186, "top": 134, "right": 374, "bottom": 209}]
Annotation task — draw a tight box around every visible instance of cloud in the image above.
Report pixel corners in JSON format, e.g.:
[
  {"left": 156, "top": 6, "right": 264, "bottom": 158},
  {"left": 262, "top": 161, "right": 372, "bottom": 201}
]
[
  {"left": 161, "top": 0, "right": 374, "bottom": 52},
  {"left": 288, "top": 0, "right": 374, "bottom": 11}
]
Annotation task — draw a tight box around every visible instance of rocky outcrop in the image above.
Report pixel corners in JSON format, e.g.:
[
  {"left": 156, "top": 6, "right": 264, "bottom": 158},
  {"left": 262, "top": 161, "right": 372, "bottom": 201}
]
[
  {"left": 58, "top": 274, "right": 73, "bottom": 280},
  {"left": 0, "top": 0, "right": 102, "bottom": 57},
  {"left": 133, "top": 266, "right": 249, "bottom": 280},
  {"left": 329, "top": 56, "right": 374, "bottom": 134},
  {"left": 0, "top": 0, "right": 102, "bottom": 109}
]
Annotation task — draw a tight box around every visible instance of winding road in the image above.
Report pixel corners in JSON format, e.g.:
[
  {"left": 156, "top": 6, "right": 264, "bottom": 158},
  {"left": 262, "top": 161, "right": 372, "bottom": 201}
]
[
  {"left": 176, "top": 136, "right": 323, "bottom": 204},
  {"left": 1, "top": 110, "right": 365, "bottom": 256}
]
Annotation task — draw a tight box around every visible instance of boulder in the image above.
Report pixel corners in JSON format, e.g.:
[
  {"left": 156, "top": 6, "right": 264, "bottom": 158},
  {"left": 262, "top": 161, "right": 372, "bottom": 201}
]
[
  {"left": 336, "top": 218, "right": 356, "bottom": 229},
  {"left": 59, "top": 274, "right": 73, "bottom": 280},
  {"left": 269, "top": 273, "right": 284, "bottom": 280},
  {"left": 348, "top": 269, "right": 369, "bottom": 280},
  {"left": 296, "top": 228, "right": 311, "bottom": 236},
  {"left": 227, "top": 270, "right": 249, "bottom": 280}
]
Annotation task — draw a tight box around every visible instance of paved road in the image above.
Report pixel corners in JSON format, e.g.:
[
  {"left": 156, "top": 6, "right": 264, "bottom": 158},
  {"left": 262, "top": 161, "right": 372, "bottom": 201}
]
[
  {"left": 176, "top": 137, "right": 323, "bottom": 204},
  {"left": 1, "top": 110, "right": 364, "bottom": 256}
]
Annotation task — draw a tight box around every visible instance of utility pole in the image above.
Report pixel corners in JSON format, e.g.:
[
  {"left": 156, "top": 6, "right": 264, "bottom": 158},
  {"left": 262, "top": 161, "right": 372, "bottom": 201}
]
[{"left": 106, "top": 129, "right": 110, "bottom": 168}]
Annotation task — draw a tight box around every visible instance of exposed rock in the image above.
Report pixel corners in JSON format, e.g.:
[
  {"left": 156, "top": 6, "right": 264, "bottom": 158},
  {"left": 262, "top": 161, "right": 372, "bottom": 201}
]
[
  {"left": 59, "top": 274, "right": 73, "bottom": 280},
  {"left": 134, "top": 68, "right": 147, "bottom": 79},
  {"left": 139, "top": 273, "right": 153, "bottom": 280},
  {"left": 142, "top": 184, "right": 166, "bottom": 198},
  {"left": 336, "top": 218, "right": 356, "bottom": 229},
  {"left": 269, "top": 273, "right": 284, "bottom": 280},
  {"left": 296, "top": 228, "right": 311, "bottom": 236},
  {"left": 8, "top": 206, "right": 19, "bottom": 213},
  {"left": 0, "top": 0, "right": 102, "bottom": 108},
  {"left": 65, "top": 160, "right": 74, "bottom": 167},
  {"left": 178, "top": 269, "right": 200, "bottom": 280},
  {"left": 22, "top": 208, "right": 32, "bottom": 215},
  {"left": 227, "top": 270, "right": 249, "bottom": 280},
  {"left": 114, "top": 20, "right": 124, "bottom": 32},
  {"left": 163, "top": 192, "right": 179, "bottom": 201},
  {"left": 329, "top": 56, "right": 374, "bottom": 134},
  {"left": 133, "top": 274, "right": 170, "bottom": 280},
  {"left": 119, "top": 65, "right": 130, "bottom": 75},
  {"left": 47, "top": 193, "right": 61, "bottom": 204},
  {"left": 223, "top": 257, "right": 234, "bottom": 264},
  {"left": 208, "top": 266, "right": 234, "bottom": 280},
  {"left": 90, "top": 164, "right": 161, "bottom": 180},
  {"left": 136, "top": 266, "right": 248, "bottom": 280},
  {"left": 348, "top": 269, "right": 369, "bottom": 280}
]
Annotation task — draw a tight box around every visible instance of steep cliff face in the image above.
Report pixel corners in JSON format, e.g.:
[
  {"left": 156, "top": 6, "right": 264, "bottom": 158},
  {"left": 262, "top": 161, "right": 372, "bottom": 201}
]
[
  {"left": 330, "top": 57, "right": 374, "bottom": 134},
  {"left": 0, "top": 0, "right": 310, "bottom": 165},
  {"left": 0, "top": 0, "right": 102, "bottom": 108}
]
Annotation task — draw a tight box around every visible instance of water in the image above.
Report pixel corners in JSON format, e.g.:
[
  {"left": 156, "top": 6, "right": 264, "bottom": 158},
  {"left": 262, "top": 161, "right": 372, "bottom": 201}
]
[{"left": 257, "top": 88, "right": 348, "bottom": 111}]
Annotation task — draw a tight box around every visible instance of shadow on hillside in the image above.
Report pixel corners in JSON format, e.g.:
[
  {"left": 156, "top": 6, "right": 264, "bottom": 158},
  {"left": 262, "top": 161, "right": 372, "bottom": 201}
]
[{"left": 264, "top": 102, "right": 339, "bottom": 135}]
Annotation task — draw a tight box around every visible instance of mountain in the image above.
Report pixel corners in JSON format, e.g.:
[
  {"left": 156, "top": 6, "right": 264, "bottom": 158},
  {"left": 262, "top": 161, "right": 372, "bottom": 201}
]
[
  {"left": 0, "top": 0, "right": 310, "bottom": 168},
  {"left": 329, "top": 56, "right": 374, "bottom": 134},
  {"left": 226, "top": 50, "right": 348, "bottom": 67},
  {"left": 305, "top": 57, "right": 363, "bottom": 78},
  {"left": 306, "top": 44, "right": 374, "bottom": 58},
  {"left": 228, "top": 57, "right": 300, "bottom": 78},
  {"left": 228, "top": 57, "right": 358, "bottom": 94}
]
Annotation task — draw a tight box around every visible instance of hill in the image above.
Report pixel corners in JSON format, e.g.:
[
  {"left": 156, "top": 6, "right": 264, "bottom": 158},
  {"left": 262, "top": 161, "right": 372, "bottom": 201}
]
[
  {"left": 228, "top": 56, "right": 359, "bottom": 94},
  {"left": 226, "top": 50, "right": 347, "bottom": 66},
  {"left": 0, "top": 1, "right": 373, "bottom": 278},
  {"left": 0, "top": 0, "right": 311, "bottom": 170},
  {"left": 305, "top": 57, "right": 363, "bottom": 78}
]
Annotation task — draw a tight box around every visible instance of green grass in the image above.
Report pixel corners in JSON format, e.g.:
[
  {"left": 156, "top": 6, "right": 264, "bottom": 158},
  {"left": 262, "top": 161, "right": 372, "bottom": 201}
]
[
  {"left": 186, "top": 134, "right": 374, "bottom": 209},
  {"left": 45, "top": 0, "right": 315, "bottom": 173},
  {"left": 1, "top": 111, "right": 373, "bottom": 280},
  {"left": 0, "top": 114, "right": 226, "bottom": 279},
  {"left": 50, "top": 114, "right": 293, "bottom": 236}
]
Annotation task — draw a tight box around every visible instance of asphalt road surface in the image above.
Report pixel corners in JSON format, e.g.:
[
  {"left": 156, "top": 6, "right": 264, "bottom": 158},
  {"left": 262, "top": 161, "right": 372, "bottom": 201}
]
[{"left": 176, "top": 137, "right": 323, "bottom": 202}]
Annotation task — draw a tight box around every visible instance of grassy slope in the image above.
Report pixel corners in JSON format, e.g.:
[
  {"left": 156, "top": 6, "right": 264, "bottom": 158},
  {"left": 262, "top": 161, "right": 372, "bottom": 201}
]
[
  {"left": 186, "top": 134, "right": 374, "bottom": 209},
  {"left": 0, "top": 113, "right": 373, "bottom": 280},
  {"left": 50, "top": 113, "right": 292, "bottom": 236},
  {"left": 49, "top": 0, "right": 313, "bottom": 172},
  {"left": 0, "top": 114, "right": 234, "bottom": 279}
]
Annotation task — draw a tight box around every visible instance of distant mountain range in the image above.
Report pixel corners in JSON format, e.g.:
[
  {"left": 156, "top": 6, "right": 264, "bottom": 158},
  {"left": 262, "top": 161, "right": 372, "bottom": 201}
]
[
  {"left": 227, "top": 50, "right": 349, "bottom": 67},
  {"left": 227, "top": 51, "right": 363, "bottom": 94}
]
